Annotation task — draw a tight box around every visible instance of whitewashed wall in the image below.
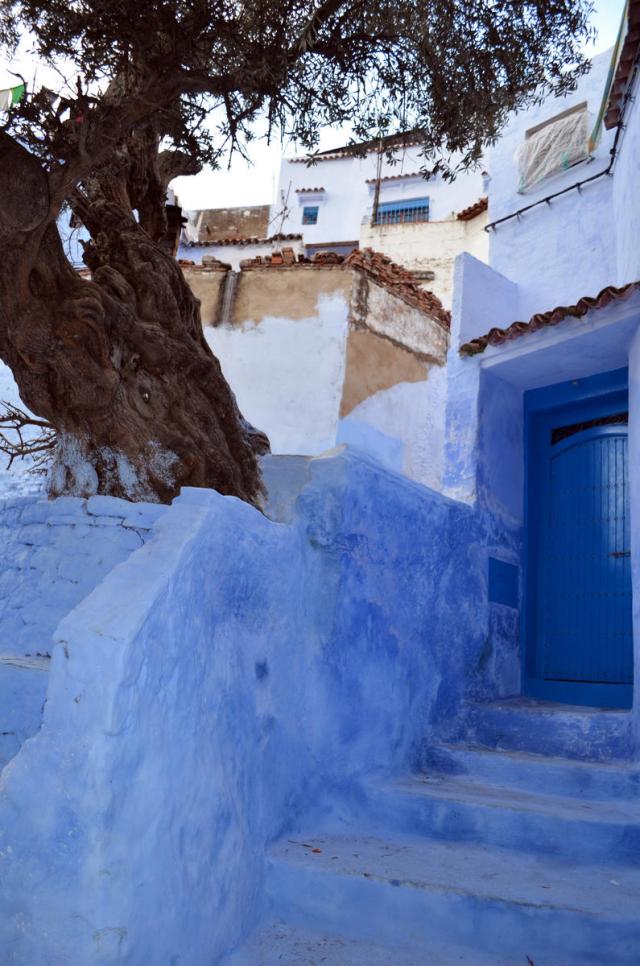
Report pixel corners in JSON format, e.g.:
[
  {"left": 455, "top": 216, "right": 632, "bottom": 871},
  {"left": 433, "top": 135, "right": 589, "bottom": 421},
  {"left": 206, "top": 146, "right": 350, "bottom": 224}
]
[
  {"left": 487, "top": 49, "right": 618, "bottom": 319},
  {"left": 613, "top": 65, "right": 640, "bottom": 286},
  {"left": 272, "top": 146, "right": 486, "bottom": 248},
  {"left": 338, "top": 365, "right": 448, "bottom": 491},
  {"left": 360, "top": 213, "right": 488, "bottom": 309},
  {"left": 206, "top": 292, "right": 350, "bottom": 454}
]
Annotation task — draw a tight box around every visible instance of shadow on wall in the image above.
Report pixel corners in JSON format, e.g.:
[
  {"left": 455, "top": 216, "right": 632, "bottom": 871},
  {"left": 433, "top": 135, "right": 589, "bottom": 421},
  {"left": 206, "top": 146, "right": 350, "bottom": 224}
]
[{"left": 0, "top": 449, "right": 497, "bottom": 965}]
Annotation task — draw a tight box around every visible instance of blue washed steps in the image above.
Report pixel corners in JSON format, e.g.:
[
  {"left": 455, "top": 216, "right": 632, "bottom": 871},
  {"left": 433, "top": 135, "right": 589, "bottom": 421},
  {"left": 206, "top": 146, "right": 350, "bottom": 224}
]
[
  {"left": 222, "top": 919, "right": 502, "bottom": 965},
  {"left": 363, "top": 773, "right": 640, "bottom": 864},
  {"left": 255, "top": 833, "right": 640, "bottom": 966},
  {"left": 464, "top": 698, "right": 633, "bottom": 762},
  {"left": 424, "top": 743, "right": 640, "bottom": 800},
  {"left": 0, "top": 654, "right": 49, "bottom": 770}
]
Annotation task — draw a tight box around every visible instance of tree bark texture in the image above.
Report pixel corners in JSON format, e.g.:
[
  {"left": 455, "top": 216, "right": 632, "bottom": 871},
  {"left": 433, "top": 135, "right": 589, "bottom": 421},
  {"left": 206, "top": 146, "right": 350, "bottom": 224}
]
[{"left": 0, "top": 135, "right": 268, "bottom": 505}]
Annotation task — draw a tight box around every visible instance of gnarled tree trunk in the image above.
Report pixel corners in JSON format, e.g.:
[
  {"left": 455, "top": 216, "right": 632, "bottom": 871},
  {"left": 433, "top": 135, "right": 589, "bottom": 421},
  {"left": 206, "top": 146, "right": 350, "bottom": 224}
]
[{"left": 0, "top": 134, "right": 268, "bottom": 506}]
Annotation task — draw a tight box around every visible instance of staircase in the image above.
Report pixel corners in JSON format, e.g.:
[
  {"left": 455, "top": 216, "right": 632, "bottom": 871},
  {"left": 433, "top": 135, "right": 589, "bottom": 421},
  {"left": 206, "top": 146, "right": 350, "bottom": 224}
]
[
  {"left": 223, "top": 701, "right": 640, "bottom": 965},
  {"left": 0, "top": 653, "right": 50, "bottom": 770}
]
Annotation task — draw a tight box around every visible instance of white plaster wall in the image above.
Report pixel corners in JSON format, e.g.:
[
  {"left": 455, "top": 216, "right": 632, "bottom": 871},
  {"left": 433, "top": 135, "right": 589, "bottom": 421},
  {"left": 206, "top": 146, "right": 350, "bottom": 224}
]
[
  {"left": 338, "top": 364, "right": 448, "bottom": 491},
  {"left": 272, "top": 146, "right": 486, "bottom": 247},
  {"left": 360, "top": 213, "right": 488, "bottom": 309},
  {"left": 178, "top": 237, "right": 304, "bottom": 268},
  {"left": 362, "top": 283, "right": 449, "bottom": 361},
  {"left": 613, "top": 68, "right": 640, "bottom": 286},
  {"left": 206, "top": 292, "right": 349, "bottom": 454},
  {"left": 487, "top": 49, "right": 618, "bottom": 318}
]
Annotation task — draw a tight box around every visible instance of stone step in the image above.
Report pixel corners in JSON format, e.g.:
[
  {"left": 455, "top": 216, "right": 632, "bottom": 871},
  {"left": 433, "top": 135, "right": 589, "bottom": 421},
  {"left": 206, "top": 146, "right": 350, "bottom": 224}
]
[
  {"left": 0, "top": 654, "right": 50, "bottom": 771},
  {"left": 222, "top": 919, "right": 501, "bottom": 965},
  {"left": 423, "top": 743, "right": 640, "bottom": 801},
  {"left": 463, "top": 697, "right": 634, "bottom": 762},
  {"left": 363, "top": 774, "right": 640, "bottom": 865},
  {"left": 260, "top": 833, "right": 640, "bottom": 965}
]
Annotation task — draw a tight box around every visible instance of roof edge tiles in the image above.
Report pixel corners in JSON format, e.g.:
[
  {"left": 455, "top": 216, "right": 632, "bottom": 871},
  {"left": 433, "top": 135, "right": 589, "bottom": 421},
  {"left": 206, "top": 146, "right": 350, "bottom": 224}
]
[
  {"left": 459, "top": 280, "right": 640, "bottom": 356},
  {"left": 236, "top": 247, "right": 450, "bottom": 328},
  {"left": 604, "top": 0, "right": 640, "bottom": 130},
  {"left": 456, "top": 196, "right": 488, "bottom": 221},
  {"left": 183, "top": 233, "right": 302, "bottom": 248},
  {"left": 287, "top": 129, "right": 426, "bottom": 163},
  {"left": 364, "top": 171, "right": 425, "bottom": 184},
  {"left": 295, "top": 187, "right": 325, "bottom": 193},
  {"left": 345, "top": 248, "right": 451, "bottom": 329}
]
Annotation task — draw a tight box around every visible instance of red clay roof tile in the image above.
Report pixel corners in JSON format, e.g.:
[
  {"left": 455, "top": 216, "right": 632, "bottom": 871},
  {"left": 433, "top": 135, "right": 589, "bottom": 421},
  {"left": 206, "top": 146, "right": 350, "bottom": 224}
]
[
  {"left": 456, "top": 197, "right": 488, "bottom": 221},
  {"left": 605, "top": 0, "right": 640, "bottom": 129},
  {"left": 459, "top": 281, "right": 640, "bottom": 356},
  {"left": 345, "top": 248, "right": 450, "bottom": 328}
]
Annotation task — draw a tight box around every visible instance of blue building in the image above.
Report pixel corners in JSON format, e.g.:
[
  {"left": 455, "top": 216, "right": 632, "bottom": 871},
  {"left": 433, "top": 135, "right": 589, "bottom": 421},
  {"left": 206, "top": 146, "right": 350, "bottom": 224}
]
[{"left": 0, "top": 9, "right": 639, "bottom": 965}]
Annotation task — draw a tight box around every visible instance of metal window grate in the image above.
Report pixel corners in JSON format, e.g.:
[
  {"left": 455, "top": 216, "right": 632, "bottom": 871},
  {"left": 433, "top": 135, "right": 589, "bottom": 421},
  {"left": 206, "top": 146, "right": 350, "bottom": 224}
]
[
  {"left": 302, "top": 206, "right": 319, "bottom": 225},
  {"left": 375, "top": 197, "right": 429, "bottom": 225}
]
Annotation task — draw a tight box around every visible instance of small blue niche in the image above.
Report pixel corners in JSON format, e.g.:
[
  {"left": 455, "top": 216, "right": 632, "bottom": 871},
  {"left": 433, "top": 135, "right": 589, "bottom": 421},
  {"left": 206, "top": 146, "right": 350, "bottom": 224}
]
[{"left": 488, "top": 557, "right": 519, "bottom": 609}]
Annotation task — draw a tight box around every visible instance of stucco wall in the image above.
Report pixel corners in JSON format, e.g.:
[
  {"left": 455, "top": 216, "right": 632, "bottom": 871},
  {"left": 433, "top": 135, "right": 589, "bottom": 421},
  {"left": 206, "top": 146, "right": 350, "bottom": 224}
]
[
  {"left": 487, "top": 50, "right": 618, "bottom": 319},
  {"left": 613, "top": 67, "right": 640, "bottom": 287},
  {"left": 629, "top": 327, "right": 640, "bottom": 731},
  {"left": 201, "top": 265, "right": 449, "bottom": 487},
  {"left": 0, "top": 496, "right": 166, "bottom": 769},
  {"left": 0, "top": 452, "right": 499, "bottom": 963},
  {"left": 179, "top": 237, "right": 304, "bottom": 270},
  {"left": 181, "top": 265, "right": 228, "bottom": 325},
  {"left": 273, "top": 145, "right": 486, "bottom": 248},
  {"left": 206, "top": 270, "right": 351, "bottom": 455},
  {"left": 231, "top": 266, "right": 352, "bottom": 324},
  {"left": 360, "top": 212, "right": 488, "bottom": 309},
  {"left": 351, "top": 273, "right": 448, "bottom": 362}
]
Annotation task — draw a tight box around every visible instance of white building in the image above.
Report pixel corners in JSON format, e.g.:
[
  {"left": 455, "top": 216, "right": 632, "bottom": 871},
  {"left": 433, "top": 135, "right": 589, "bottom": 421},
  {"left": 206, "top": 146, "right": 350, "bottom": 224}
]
[{"left": 270, "top": 134, "right": 489, "bottom": 307}]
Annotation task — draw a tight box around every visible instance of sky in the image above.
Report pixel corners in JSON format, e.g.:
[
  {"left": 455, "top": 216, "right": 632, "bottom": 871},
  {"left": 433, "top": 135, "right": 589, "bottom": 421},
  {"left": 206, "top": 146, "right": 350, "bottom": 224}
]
[
  {"left": 1, "top": 1, "right": 627, "bottom": 212},
  {"left": 175, "top": 0, "right": 627, "bottom": 210}
]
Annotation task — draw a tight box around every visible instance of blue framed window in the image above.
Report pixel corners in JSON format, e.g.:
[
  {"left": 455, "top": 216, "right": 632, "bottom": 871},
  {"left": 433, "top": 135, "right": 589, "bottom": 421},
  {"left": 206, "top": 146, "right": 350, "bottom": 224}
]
[
  {"left": 375, "top": 197, "right": 429, "bottom": 225},
  {"left": 302, "top": 206, "right": 319, "bottom": 225}
]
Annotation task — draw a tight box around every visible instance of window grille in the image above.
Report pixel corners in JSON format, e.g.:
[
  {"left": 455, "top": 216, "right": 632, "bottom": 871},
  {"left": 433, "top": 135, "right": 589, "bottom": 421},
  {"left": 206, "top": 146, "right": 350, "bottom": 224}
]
[
  {"left": 375, "top": 197, "right": 429, "bottom": 225},
  {"left": 302, "top": 206, "right": 319, "bottom": 225}
]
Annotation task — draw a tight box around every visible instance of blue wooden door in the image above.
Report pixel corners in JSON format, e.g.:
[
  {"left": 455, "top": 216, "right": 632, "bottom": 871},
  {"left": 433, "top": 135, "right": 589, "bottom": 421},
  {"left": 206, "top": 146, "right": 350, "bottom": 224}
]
[
  {"left": 542, "top": 426, "right": 632, "bottom": 690},
  {"left": 525, "top": 370, "right": 633, "bottom": 708}
]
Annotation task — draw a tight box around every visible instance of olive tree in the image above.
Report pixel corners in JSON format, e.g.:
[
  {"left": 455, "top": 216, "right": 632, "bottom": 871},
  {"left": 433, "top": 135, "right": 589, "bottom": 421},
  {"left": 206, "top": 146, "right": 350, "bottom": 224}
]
[{"left": 0, "top": 0, "right": 593, "bottom": 503}]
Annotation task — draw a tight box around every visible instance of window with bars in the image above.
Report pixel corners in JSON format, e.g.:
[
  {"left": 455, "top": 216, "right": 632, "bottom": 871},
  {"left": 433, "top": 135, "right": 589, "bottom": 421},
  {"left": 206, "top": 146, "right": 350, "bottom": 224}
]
[
  {"left": 375, "top": 197, "right": 429, "bottom": 225},
  {"left": 302, "top": 205, "right": 319, "bottom": 225}
]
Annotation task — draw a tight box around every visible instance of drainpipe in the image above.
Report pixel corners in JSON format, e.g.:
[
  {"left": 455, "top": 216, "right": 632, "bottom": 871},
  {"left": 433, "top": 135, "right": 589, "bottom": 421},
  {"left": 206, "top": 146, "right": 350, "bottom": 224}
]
[{"left": 370, "top": 138, "right": 383, "bottom": 228}]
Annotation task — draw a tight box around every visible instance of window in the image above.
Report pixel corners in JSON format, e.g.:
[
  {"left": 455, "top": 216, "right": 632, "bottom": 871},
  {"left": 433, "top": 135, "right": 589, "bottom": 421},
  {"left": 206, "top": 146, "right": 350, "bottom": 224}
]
[
  {"left": 302, "top": 206, "right": 319, "bottom": 225},
  {"left": 517, "top": 102, "right": 588, "bottom": 193},
  {"left": 375, "top": 197, "right": 429, "bottom": 225}
]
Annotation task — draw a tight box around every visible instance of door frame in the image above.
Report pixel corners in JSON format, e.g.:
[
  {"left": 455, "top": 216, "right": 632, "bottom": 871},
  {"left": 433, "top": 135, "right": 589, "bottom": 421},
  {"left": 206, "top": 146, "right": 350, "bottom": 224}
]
[{"left": 522, "top": 366, "right": 632, "bottom": 709}]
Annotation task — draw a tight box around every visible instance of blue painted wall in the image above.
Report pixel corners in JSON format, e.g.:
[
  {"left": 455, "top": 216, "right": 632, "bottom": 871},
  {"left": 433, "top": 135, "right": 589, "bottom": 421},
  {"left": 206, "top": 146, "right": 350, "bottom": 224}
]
[{"left": 0, "top": 451, "right": 508, "bottom": 963}]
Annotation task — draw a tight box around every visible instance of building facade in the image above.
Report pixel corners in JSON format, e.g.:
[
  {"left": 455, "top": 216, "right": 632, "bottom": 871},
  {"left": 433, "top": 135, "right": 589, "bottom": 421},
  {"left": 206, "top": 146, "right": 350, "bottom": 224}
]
[{"left": 271, "top": 136, "right": 489, "bottom": 307}]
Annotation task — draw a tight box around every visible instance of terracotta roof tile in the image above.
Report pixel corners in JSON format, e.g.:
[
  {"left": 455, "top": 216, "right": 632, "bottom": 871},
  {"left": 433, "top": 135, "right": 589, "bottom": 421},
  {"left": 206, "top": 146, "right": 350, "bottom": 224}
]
[
  {"left": 456, "top": 197, "right": 488, "bottom": 221},
  {"left": 295, "top": 187, "right": 325, "bottom": 193},
  {"left": 364, "top": 171, "right": 424, "bottom": 184},
  {"left": 345, "top": 248, "right": 451, "bottom": 329},
  {"left": 288, "top": 129, "right": 426, "bottom": 163},
  {"left": 459, "top": 281, "right": 640, "bottom": 356},
  {"left": 237, "top": 247, "right": 450, "bottom": 326},
  {"left": 605, "top": 0, "right": 640, "bottom": 129},
  {"left": 184, "top": 233, "right": 302, "bottom": 247}
]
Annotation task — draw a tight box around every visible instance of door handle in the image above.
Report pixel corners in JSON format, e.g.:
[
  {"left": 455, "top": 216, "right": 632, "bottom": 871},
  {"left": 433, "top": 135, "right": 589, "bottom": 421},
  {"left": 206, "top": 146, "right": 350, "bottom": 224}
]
[{"left": 609, "top": 550, "right": 631, "bottom": 558}]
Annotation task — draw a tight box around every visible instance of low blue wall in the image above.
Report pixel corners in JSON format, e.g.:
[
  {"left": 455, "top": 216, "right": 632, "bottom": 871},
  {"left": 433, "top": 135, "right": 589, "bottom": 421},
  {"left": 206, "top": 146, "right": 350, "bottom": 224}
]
[{"left": 0, "top": 451, "right": 496, "bottom": 963}]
